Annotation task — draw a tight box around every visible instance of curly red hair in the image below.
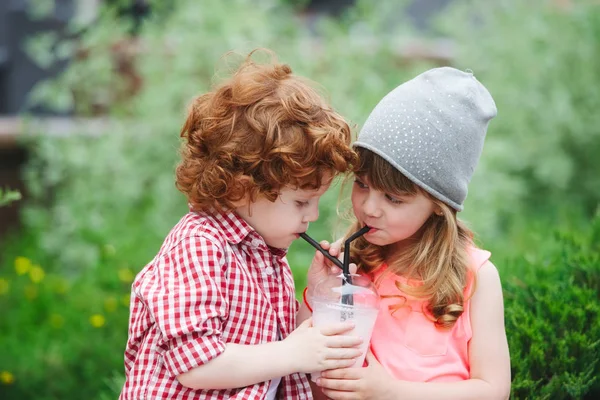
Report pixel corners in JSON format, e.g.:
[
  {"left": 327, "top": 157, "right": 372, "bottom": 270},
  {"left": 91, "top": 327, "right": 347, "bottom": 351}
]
[{"left": 176, "top": 50, "right": 357, "bottom": 212}]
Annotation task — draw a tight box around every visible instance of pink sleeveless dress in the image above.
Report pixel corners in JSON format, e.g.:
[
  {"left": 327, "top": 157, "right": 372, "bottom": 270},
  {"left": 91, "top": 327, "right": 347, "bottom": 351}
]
[{"left": 368, "top": 247, "right": 491, "bottom": 382}]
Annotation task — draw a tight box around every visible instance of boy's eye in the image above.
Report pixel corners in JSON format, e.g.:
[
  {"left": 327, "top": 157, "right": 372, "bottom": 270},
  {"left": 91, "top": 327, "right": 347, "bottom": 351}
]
[{"left": 296, "top": 201, "right": 309, "bottom": 207}]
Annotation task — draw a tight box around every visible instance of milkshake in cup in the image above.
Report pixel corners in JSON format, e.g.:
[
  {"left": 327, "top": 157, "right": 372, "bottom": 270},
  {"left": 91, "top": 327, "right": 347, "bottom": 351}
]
[{"left": 310, "top": 272, "right": 379, "bottom": 381}]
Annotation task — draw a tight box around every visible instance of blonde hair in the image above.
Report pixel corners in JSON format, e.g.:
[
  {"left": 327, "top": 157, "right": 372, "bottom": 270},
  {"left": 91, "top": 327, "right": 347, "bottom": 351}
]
[{"left": 347, "top": 148, "right": 475, "bottom": 329}]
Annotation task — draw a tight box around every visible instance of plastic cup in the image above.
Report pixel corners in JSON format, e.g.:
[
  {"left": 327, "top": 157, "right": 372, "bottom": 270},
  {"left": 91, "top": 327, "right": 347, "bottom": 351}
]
[{"left": 309, "top": 273, "right": 379, "bottom": 381}]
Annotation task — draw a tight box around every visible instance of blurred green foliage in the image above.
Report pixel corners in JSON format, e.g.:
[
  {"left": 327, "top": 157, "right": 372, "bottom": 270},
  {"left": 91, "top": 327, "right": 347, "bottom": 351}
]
[
  {"left": 1, "top": 0, "right": 599, "bottom": 398},
  {"left": 0, "top": 189, "right": 22, "bottom": 207},
  {"left": 438, "top": 0, "right": 600, "bottom": 233}
]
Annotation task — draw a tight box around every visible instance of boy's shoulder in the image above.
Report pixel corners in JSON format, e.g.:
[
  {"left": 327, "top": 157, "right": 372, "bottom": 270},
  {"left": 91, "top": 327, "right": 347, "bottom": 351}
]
[
  {"left": 160, "top": 211, "right": 253, "bottom": 256},
  {"left": 162, "top": 212, "right": 228, "bottom": 251}
]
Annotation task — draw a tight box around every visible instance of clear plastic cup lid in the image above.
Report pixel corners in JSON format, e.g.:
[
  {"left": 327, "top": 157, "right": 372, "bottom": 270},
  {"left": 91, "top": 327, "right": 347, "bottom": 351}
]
[{"left": 311, "top": 273, "right": 379, "bottom": 309}]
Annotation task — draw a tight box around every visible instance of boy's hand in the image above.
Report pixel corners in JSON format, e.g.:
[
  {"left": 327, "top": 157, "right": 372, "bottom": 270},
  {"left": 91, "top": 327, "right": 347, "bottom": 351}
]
[{"left": 283, "top": 318, "right": 363, "bottom": 374}]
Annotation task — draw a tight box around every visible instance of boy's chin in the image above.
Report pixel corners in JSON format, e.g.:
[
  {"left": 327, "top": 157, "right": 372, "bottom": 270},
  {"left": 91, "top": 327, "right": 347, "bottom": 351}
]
[{"left": 265, "top": 236, "right": 295, "bottom": 250}]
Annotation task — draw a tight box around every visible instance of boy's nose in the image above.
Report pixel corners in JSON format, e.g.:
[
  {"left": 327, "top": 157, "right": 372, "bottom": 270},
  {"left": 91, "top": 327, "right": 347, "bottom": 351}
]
[{"left": 303, "top": 203, "right": 320, "bottom": 223}]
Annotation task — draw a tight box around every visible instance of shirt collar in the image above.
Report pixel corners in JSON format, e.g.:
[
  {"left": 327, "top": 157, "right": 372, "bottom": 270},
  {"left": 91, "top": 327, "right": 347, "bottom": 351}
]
[{"left": 199, "top": 210, "right": 288, "bottom": 257}]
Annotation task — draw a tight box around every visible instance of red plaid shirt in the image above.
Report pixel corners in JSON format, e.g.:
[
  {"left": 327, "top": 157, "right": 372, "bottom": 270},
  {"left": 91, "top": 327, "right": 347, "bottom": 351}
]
[{"left": 119, "top": 211, "right": 312, "bottom": 399}]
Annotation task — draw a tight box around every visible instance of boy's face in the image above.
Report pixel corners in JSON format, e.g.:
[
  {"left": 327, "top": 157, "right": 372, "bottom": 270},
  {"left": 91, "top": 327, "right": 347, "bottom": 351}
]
[{"left": 235, "top": 181, "right": 332, "bottom": 249}]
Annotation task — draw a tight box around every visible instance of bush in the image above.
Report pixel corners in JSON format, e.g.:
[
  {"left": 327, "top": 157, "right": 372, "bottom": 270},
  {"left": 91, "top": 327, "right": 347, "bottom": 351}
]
[
  {"left": 0, "top": 229, "right": 132, "bottom": 399},
  {"left": 501, "top": 211, "right": 600, "bottom": 399}
]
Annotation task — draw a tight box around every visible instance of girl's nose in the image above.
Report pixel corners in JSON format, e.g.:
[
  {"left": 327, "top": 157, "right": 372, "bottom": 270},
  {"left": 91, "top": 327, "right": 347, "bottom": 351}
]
[{"left": 362, "top": 194, "right": 382, "bottom": 218}]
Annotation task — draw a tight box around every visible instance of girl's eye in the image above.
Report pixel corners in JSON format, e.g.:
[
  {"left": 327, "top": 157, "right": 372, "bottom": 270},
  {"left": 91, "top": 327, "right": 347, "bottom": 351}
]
[
  {"left": 386, "top": 194, "right": 403, "bottom": 204},
  {"left": 296, "top": 201, "right": 309, "bottom": 207},
  {"left": 354, "top": 179, "right": 368, "bottom": 189}
]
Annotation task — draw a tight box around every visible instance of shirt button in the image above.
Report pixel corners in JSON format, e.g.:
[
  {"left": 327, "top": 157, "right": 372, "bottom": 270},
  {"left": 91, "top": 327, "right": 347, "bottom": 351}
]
[{"left": 265, "top": 266, "right": 274, "bottom": 276}]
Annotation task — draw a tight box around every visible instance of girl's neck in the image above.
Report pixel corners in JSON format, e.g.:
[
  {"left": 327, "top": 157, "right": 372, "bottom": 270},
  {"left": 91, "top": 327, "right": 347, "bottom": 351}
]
[
  {"left": 386, "top": 234, "right": 418, "bottom": 259},
  {"left": 383, "top": 225, "right": 428, "bottom": 275},
  {"left": 383, "top": 245, "right": 413, "bottom": 277}
]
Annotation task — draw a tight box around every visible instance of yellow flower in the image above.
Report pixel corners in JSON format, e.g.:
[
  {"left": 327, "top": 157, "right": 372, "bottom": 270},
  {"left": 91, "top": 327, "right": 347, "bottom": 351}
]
[
  {"left": 29, "top": 265, "right": 45, "bottom": 284},
  {"left": 121, "top": 294, "right": 131, "bottom": 307},
  {"left": 0, "top": 278, "right": 9, "bottom": 295},
  {"left": 14, "top": 257, "right": 32, "bottom": 275},
  {"left": 24, "top": 284, "right": 38, "bottom": 300},
  {"left": 90, "top": 314, "right": 105, "bottom": 328},
  {"left": 49, "top": 313, "right": 65, "bottom": 329},
  {"left": 104, "top": 297, "right": 118, "bottom": 313},
  {"left": 0, "top": 370, "right": 14, "bottom": 385},
  {"left": 118, "top": 268, "right": 134, "bottom": 284}
]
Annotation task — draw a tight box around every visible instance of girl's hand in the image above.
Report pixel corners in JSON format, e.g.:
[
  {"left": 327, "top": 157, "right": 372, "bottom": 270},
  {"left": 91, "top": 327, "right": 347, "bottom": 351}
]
[
  {"left": 316, "top": 350, "right": 397, "bottom": 400},
  {"left": 306, "top": 239, "right": 356, "bottom": 291},
  {"left": 283, "top": 318, "right": 364, "bottom": 374}
]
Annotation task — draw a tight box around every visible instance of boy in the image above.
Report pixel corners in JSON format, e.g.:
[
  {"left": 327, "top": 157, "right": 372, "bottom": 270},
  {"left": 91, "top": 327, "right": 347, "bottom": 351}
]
[{"left": 119, "top": 50, "right": 362, "bottom": 400}]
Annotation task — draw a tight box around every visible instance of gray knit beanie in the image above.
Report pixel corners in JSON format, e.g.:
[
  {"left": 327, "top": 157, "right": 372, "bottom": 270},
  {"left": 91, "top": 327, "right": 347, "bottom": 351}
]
[{"left": 354, "top": 67, "right": 497, "bottom": 211}]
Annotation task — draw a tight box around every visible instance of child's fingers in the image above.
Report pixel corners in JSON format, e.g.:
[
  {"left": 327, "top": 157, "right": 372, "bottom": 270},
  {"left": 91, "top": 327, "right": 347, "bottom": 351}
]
[
  {"left": 329, "top": 239, "right": 344, "bottom": 273},
  {"left": 348, "top": 263, "right": 358, "bottom": 275},
  {"left": 313, "top": 250, "right": 324, "bottom": 264},
  {"left": 325, "top": 348, "right": 362, "bottom": 360},
  {"left": 320, "top": 366, "right": 362, "bottom": 380},
  {"left": 319, "top": 239, "right": 343, "bottom": 258},
  {"left": 326, "top": 335, "right": 363, "bottom": 348},
  {"left": 330, "top": 261, "right": 357, "bottom": 275},
  {"left": 319, "top": 322, "right": 356, "bottom": 336},
  {"left": 330, "top": 238, "right": 343, "bottom": 255},
  {"left": 313, "top": 241, "right": 341, "bottom": 271},
  {"left": 321, "top": 358, "right": 357, "bottom": 372}
]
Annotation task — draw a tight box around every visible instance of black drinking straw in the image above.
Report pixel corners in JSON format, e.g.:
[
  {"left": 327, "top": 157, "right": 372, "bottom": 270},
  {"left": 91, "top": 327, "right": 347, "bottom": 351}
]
[
  {"left": 341, "top": 225, "right": 370, "bottom": 305},
  {"left": 299, "top": 225, "right": 370, "bottom": 306},
  {"left": 299, "top": 233, "right": 344, "bottom": 270}
]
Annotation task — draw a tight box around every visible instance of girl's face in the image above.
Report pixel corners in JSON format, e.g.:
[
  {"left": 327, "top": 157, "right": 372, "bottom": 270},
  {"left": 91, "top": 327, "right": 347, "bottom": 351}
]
[{"left": 351, "top": 175, "right": 437, "bottom": 251}]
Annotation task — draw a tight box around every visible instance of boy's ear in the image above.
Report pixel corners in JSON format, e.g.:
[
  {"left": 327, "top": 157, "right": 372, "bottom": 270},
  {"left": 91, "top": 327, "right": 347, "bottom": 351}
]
[{"left": 230, "top": 175, "right": 253, "bottom": 208}]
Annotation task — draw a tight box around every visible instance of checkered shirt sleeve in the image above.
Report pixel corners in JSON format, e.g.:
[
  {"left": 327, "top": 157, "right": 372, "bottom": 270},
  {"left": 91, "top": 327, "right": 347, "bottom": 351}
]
[{"left": 148, "top": 235, "right": 228, "bottom": 376}]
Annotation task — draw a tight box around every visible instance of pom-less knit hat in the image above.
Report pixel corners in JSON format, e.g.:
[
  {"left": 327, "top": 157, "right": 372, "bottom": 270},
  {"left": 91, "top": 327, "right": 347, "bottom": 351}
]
[{"left": 354, "top": 67, "right": 497, "bottom": 211}]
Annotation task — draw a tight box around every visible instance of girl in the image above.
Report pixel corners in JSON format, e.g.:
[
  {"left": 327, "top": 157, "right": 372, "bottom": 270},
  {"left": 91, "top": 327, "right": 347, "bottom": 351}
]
[{"left": 301, "top": 67, "right": 511, "bottom": 399}]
